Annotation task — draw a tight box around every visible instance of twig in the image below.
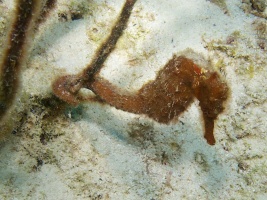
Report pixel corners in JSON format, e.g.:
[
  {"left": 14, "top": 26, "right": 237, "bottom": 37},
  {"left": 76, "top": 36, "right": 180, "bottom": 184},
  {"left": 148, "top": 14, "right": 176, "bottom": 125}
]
[
  {"left": 52, "top": 0, "right": 138, "bottom": 105},
  {"left": 0, "top": 0, "right": 43, "bottom": 121}
]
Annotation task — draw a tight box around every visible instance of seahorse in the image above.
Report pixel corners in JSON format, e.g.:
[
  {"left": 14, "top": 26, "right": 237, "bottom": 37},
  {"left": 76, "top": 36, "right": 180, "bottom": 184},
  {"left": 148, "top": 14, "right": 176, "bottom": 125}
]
[
  {"left": 52, "top": 0, "right": 228, "bottom": 145},
  {"left": 89, "top": 56, "right": 228, "bottom": 145}
]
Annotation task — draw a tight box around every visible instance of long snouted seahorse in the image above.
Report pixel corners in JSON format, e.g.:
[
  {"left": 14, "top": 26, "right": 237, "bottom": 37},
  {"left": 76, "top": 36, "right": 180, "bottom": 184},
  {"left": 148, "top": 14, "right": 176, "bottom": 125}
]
[{"left": 89, "top": 56, "right": 229, "bottom": 145}]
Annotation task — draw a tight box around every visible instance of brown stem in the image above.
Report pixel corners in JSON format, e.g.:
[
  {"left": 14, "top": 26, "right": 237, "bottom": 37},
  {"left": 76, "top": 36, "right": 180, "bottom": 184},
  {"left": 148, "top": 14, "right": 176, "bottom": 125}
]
[
  {"left": 36, "top": 0, "right": 57, "bottom": 27},
  {"left": 0, "top": 0, "right": 42, "bottom": 121},
  {"left": 52, "top": 0, "right": 138, "bottom": 104},
  {"left": 84, "top": 0, "right": 138, "bottom": 81}
]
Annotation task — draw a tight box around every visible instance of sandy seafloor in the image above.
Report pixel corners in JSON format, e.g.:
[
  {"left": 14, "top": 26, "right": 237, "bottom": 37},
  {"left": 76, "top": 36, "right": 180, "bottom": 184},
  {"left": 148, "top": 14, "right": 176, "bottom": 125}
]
[{"left": 0, "top": 0, "right": 267, "bottom": 199}]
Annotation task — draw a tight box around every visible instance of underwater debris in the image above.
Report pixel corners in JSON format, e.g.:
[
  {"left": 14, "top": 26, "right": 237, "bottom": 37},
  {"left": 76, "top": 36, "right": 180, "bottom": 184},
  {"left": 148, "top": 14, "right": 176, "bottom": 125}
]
[
  {"left": 250, "top": 0, "right": 266, "bottom": 12},
  {"left": 241, "top": 0, "right": 267, "bottom": 19}
]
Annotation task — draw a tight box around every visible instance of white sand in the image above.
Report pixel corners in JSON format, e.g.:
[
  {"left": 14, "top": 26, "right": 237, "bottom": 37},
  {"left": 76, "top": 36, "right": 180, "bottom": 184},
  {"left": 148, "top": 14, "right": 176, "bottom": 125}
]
[{"left": 0, "top": 0, "right": 266, "bottom": 199}]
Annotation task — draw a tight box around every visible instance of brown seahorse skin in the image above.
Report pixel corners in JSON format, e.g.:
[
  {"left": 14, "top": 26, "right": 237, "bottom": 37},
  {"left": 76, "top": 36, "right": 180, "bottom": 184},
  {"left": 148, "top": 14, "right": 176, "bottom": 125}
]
[
  {"left": 90, "top": 56, "right": 228, "bottom": 145},
  {"left": 193, "top": 70, "right": 228, "bottom": 144}
]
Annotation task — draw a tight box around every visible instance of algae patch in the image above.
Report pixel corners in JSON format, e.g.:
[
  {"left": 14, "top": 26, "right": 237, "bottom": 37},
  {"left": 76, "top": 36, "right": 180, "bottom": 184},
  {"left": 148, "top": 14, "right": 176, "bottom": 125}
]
[{"left": 209, "top": 0, "right": 228, "bottom": 13}]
